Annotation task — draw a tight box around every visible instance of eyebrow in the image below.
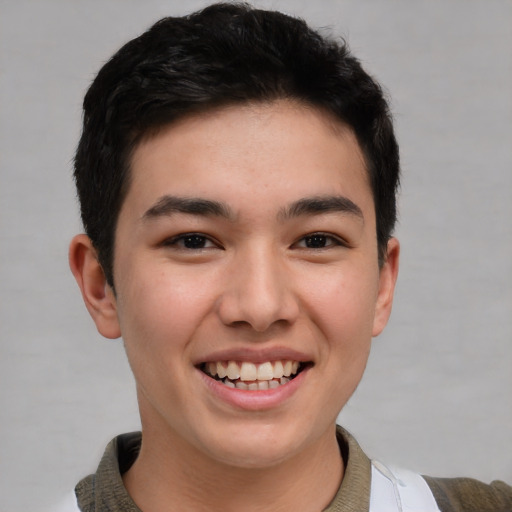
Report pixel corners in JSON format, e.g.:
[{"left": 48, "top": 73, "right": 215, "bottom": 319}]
[
  {"left": 142, "top": 196, "right": 235, "bottom": 220},
  {"left": 279, "top": 195, "right": 364, "bottom": 221},
  {"left": 142, "top": 194, "right": 363, "bottom": 223}
]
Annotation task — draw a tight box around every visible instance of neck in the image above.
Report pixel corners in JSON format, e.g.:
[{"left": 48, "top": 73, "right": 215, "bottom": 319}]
[{"left": 123, "top": 418, "right": 343, "bottom": 512}]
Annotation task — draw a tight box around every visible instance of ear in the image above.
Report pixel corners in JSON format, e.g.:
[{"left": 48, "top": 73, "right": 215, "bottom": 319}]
[
  {"left": 69, "top": 234, "right": 121, "bottom": 339},
  {"left": 372, "top": 237, "right": 400, "bottom": 337}
]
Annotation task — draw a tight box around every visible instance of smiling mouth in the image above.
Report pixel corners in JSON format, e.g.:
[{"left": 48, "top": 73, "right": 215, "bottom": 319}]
[{"left": 200, "top": 360, "right": 309, "bottom": 390}]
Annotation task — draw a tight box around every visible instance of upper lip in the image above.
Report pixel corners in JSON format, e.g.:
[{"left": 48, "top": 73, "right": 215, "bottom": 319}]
[{"left": 194, "top": 347, "right": 313, "bottom": 365}]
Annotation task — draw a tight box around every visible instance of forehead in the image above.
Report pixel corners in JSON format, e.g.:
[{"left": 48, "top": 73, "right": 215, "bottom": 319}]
[{"left": 125, "top": 100, "right": 372, "bottom": 218}]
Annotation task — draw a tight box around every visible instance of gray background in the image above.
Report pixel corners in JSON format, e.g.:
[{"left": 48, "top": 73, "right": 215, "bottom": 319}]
[{"left": 1, "top": 1, "right": 511, "bottom": 510}]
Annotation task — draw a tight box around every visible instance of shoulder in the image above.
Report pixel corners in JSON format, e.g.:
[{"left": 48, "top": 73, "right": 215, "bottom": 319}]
[
  {"left": 74, "top": 432, "right": 142, "bottom": 512},
  {"left": 74, "top": 473, "right": 96, "bottom": 512},
  {"left": 369, "top": 460, "right": 512, "bottom": 512},
  {"left": 424, "top": 475, "right": 512, "bottom": 512}
]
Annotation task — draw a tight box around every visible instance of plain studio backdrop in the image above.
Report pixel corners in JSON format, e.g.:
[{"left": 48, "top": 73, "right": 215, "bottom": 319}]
[{"left": 0, "top": 1, "right": 511, "bottom": 510}]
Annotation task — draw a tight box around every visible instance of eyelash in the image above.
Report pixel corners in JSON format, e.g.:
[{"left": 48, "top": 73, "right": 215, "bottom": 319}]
[
  {"left": 293, "top": 232, "right": 347, "bottom": 250},
  {"left": 163, "top": 232, "right": 346, "bottom": 251},
  {"left": 163, "top": 233, "right": 221, "bottom": 250}
]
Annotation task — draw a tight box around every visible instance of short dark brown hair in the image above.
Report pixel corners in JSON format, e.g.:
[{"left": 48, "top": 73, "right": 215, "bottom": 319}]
[{"left": 74, "top": 2, "right": 400, "bottom": 286}]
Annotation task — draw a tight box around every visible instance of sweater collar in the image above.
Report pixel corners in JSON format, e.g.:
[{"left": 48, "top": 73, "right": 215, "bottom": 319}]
[{"left": 75, "top": 425, "right": 371, "bottom": 512}]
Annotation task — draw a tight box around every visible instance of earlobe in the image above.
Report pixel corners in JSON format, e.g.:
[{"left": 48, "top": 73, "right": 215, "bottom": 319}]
[
  {"left": 69, "top": 234, "right": 121, "bottom": 339},
  {"left": 372, "top": 237, "right": 400, "bottom": 337}
]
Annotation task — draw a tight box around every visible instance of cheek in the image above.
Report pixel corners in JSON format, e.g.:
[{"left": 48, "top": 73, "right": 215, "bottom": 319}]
[
  {"left": 303, "top": 264, "right": 380, "bottom": 342},
  {"left": 115, "top": 265, "right": 217, "bottom": 362},
  {"left": 301, "top": 264, "right": 378, "bottom": 400},
  {"left": 306, "top": 270, "right": 377, "bottom": 405}
]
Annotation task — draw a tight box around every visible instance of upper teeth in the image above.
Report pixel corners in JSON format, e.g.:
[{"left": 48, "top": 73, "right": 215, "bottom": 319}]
[{"left": 205, "top": 360, "right": 300, "bottom": 381}]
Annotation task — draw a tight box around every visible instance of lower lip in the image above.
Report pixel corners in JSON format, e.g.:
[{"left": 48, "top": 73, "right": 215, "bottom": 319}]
[{"left": 198, "top": 367, "right": 309, "bottom": 411}]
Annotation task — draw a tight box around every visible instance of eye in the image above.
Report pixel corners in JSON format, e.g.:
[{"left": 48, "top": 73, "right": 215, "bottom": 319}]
[
  {"left": 164, "top": 233, "right": 220, "bottom": 250},
  {"left": 294, "top": 233, "right": 345, "bottom": 249}
]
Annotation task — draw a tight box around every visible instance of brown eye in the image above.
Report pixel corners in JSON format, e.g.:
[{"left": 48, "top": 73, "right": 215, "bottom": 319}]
[
  {"left": 304, "top": 234, "right": 329, "bottom": 248},
  {"left": 181, "top": 234, "right": 209, "bottom": 249},
  {"left": 164, "top": 233, "right": 219, "bottom": 250},
  {"left": 295, "top": 233, "right": 343, "bottom": 249}
]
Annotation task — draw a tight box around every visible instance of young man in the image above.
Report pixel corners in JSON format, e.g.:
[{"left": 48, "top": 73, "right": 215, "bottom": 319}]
[{"left": 66, "top": 3, "right": 511, "bottom": 511}]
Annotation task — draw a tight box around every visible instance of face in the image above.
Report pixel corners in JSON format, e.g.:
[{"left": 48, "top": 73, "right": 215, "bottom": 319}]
[{"left": 101, "top": 101, "right": 398, "bottom": 468}]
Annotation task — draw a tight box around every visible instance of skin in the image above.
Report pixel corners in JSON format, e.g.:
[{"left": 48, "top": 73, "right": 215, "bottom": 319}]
[{"left": 70, "top": 100, "right": 399, "bottom": 511}]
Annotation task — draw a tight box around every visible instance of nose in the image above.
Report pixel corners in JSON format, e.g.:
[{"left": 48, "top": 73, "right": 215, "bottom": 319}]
[{"left": 217, "top": 244, "right": 300, "bottom": 332}]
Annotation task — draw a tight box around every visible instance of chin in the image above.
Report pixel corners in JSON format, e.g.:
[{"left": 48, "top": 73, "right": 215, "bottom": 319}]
[
  {"left": 197, "top": 423, "right": 307, "bottom": 470},
  {"left": 210, "top": 444, "right": 294, "bottom": 470}
]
